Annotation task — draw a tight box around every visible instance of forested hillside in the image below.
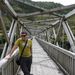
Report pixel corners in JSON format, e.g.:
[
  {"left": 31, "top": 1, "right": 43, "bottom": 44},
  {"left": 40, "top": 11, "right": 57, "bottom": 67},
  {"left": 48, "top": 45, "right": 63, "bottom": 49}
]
[
  {"left": 31, "top": 2, "right": 63, "bottom": 9},
  {"left": 11, "top": 0, "right": 63, "bottom": 13},
  {"left": 20, "top": 0, "right": 63, "bottom": 9}
]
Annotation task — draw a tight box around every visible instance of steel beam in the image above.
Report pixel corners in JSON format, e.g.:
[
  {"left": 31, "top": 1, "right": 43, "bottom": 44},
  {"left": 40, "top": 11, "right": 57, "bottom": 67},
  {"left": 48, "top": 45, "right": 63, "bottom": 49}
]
[
  {"left": 1, "top": 19, "right": 15, "bottom": 58},
  {"left": 53, "top": 27, "right": 59, "bottom": 45},
  {"left": 23, "top": 18, "right": 59, "bottom": 24},
  {"left": 62, "top": 21, "right": 75, "bottom": 52},
  {"left": 55, "top": 20, "right": 62, "bottom": 42},
  {"left": 37, "top": 20, "right": 60, "bottom": 34},
  {"left": 66, "top": 21, "right": 75, "bottom": 40},
  {"left": 6, "top": 20, "right": 18, "bottom": 54},
  {"left": 18, "top": 4, "right": 75, "bottom": 17},
  {"left": 1, "top": 0, "right": 17, "bottom": 19},
  {"left": 19, "top": 21, "right": 32, "bottom": 35},
  {"left": 0, "top": 10, "right": 9, "bottom": 43},
  {"left": 45, "top": 30, "right": 48, "bottom": 42},
  {"left": 65, "top": 9, "right": 75, "bottom": 19}
]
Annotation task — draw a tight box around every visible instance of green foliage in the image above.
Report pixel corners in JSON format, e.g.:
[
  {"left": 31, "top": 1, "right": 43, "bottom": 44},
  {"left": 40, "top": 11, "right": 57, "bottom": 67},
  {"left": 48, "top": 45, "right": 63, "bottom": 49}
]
[
  {"left": 68, "top": 16, "right": 75, "bottom": 35},
  {"left": 32, "top": 2, "right": 63, "bottom": 9},
  {"left": 12, "top": 0, "right": 63, "bottom": 13},
  {"left": 2, "top": 16, "right": 11, "bottom": 30},
  {"left": 22, "top": 0, "right": 63, "bottom": 9}
]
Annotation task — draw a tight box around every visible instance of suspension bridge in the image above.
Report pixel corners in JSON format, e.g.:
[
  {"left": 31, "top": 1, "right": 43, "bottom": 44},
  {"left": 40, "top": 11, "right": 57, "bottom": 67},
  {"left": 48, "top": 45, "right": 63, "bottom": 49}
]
[{"left": 0, "top": 0, "right": 75, "bottom": 75}]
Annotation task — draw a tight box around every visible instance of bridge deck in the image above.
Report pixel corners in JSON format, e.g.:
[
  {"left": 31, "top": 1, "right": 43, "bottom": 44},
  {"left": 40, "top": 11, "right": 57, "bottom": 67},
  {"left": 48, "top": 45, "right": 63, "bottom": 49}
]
[{"left": 17, "top": 38, "right": 64, "bottom": 75}]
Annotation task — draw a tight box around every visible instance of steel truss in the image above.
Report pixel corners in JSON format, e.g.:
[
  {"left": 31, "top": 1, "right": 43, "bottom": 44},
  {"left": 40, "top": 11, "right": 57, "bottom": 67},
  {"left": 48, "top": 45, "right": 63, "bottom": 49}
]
[{"left": 0, "top": 0, "right": 75, "bottom": 75}]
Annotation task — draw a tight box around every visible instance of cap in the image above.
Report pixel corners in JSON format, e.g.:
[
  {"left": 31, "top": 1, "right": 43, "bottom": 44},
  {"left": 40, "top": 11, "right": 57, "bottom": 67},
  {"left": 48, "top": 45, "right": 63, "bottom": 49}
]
[{"left": 20, "top": 32, "right": 27, "bottom": 35}]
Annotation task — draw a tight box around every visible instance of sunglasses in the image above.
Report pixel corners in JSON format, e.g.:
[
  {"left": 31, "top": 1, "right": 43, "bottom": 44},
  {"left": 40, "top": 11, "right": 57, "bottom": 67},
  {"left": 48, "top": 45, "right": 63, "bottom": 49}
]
[{"left": 21, "top": 35, "right": 27, "bottom": 37}]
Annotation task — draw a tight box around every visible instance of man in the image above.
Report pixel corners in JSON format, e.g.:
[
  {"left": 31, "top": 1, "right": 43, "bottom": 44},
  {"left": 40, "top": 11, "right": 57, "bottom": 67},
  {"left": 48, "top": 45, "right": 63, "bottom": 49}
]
[{"left": 7, "top": 32, "right": 32, "bottom": 75}]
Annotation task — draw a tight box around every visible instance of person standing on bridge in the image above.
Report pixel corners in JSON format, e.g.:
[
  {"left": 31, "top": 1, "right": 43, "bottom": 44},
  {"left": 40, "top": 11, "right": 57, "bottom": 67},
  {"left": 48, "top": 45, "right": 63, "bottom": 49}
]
[{"left": 7, "top": 31, "right": 32, "bottom": 75}]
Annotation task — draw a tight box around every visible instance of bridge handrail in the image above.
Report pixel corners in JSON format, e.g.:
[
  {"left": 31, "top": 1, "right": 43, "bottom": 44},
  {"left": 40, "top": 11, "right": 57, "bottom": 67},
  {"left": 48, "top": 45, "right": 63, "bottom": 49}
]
[
  {"left": 0, "top": 49, "right": 19, "bottom": 75},
  {"left": 0, "top": 49, "right": 18, "bottom": 68},
  {"left": 36, "top": 37, "right": 75, "bottom": 58},
  {"left": 36, "top": 37, "right": 75, "bottom": 75}
]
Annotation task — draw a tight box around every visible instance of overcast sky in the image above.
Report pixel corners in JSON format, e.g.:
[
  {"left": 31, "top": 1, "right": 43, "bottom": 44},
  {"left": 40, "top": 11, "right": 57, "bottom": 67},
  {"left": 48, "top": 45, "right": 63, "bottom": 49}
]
[{"left": 32, "top": 0, "right": 75, "bottom": 6}]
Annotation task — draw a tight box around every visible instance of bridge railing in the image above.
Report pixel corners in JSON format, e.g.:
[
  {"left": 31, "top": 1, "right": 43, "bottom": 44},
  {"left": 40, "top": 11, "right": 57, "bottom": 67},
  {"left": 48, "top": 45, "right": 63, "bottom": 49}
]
[
  {"left": 0, "top": 1, "right": 22, "bottom": 75},
  {"left": 0, "top": 0, "right": 32, "bottom": 75},
  {"left": 36, "top": 37, "right": 75, "bottom": 75},
  {"left": 1, "top": 0, "right": 75, "bottom": 75},
  {"left": 0, "top": 49, "right": 18, "bottom": 75}
]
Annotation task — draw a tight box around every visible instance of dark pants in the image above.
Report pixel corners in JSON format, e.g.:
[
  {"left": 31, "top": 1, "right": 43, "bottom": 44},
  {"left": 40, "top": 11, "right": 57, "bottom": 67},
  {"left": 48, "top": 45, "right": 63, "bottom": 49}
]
[{"left": 20, "top": 56, "right": 32, "bottom": 75}]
